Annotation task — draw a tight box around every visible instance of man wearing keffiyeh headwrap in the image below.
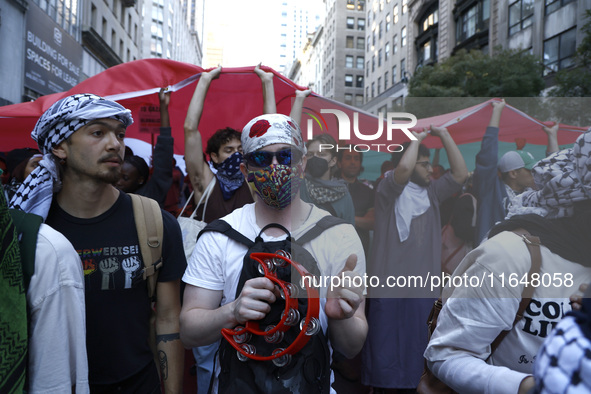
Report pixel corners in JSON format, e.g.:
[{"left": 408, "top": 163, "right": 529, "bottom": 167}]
[
  {"left": 10, "top": 93, "right": 187, "bottom": 393},
  {"left": 424, "top": 130, "right": 591, "bottom": 394},
  {"left": 9, "top": 93, "right": 133, "bottom": 219}
]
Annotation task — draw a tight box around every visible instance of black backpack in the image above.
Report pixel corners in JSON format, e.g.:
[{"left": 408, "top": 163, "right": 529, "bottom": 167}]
[{"left": 198, "top": 216, "right": 345, "bottom": 394}]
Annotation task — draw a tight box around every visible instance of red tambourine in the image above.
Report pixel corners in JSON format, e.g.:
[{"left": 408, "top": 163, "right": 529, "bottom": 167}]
[{"left": 221, "top": 251, "right": 321, "bottom": 367}]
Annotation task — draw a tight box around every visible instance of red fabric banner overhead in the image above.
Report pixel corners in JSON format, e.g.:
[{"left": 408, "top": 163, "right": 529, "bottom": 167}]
[{"left": 0, "top": 59, "right": 587, "bottom": 154}]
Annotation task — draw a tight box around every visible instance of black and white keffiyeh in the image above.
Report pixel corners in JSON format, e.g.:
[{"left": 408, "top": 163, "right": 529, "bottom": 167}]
[
  {"left": 507, "top": 130, "right": 591, "bottom": 219},
  {"left": 9, "top": 93, "right": 133, "bottom": 219}
]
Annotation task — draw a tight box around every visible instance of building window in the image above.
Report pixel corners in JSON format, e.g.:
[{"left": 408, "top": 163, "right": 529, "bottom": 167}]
[
  {"left": 371, "top": 82, "right": 375, "bottom": 98},
  {"left": 379, "top": 21, "right": 383, "bottom": 39},
  {"left": 358, "top": 18, "right": 366, "bottom": 30},
  {"left": 347, "top": 0, "right": 355, "bottom": 10},
  {"left": 378, "top": 49, "right": 382, "bottom": 67},
  {"left": 366, "top": 61, "right": 370, "bottom": 76},
  {"left": 400, "top": 58, "right": 406, "bottom": 80},
  {"left": 355, "top": 95, "right": 364, "bottom": 107},
  {"left": 356, "top": 75, "right": 364, "bottom": 87},
  {"left": 378, "top": 77, "right": 382, "bottom": 94},
  {"left": 386, "top": 13, "right": 391, "bottom": 32},
  {"left": 402, "top": 0, "right": 408, "bottom": 14},
  {"left": 345, "top": 74, "right": 354, "bottom": 87},
  {"left": 543, "top": 28, "right": 577, "bottom": 74},
  {"left": 373, "top": 31, "right": 376, "bottom": 46},
  {"left": 421, "top": 41, "right": 432, "bottom": 62},
  {"left": 392, "top": 65, "right": 397, "bottom": 84},
  {"left": 545, "top": 0, "right": 576, "bottom": 14},
  {"left": 345, "top": 93, "right": 353, "bottom": 105},
  {"left": 393, "top": 5, "right": 399, "bottom": 24},
  {"left": 346, "top": 36, "right": 354, "bottom": 48},
  {"left": 384, "top": 72, "right": 389, "bottom": 90},
  {"left": 393, "top": 34, "right": 398, "bottom": 53},
  {"left": 358, "top": 0, "right": 365, "bottom": 11},
  {"left": 372, "top": 55, "right": 376, "bottom": 71},
  {"left": 346, "top": 55, "right": 354, "bottom": 68},
  {"left": 421, "top": 9, "right": 439, "bottom": 34},
  {"left": 357, "top": 37, "right": 365, "bottom": 49},
  {"left": 456, "top": 0, "right": 490, "bottom": 44},
  {"left": 509, "top": 0, "right": 534, "bottom": 35},
  {"left": 357, "top": 56, "right": 365, "bottom": 69},
  {"left": 401, "top": 26, "right": 407, "bottom": 46},
  {"left": 385, "top": 42, "right": 390, "bottom": 60},
  {"left": 347, "top": 17, "right": 355, "bottom": 29}
]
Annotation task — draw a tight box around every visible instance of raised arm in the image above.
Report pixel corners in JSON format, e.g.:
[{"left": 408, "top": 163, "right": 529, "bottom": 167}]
[
  {"left": 184, "top": 67, "right": 221, "bottom": 199},
  {"left": 542, "top": 122, "right": 559, "bottom": 156},
  {"left": 254, "top": 63, "right": 276, "bottom": 114},
  {"left": 289, "top": 89, "right": 312, "bottom": 127},
  {"left": 159, "top": 87, "right": 170, "bottom": 128},
  {"left": 393, "top": 130, "right": 428, "bottom": 185},
  {"left": 430, "top": 125, "right": 468, "bottom": 185}
]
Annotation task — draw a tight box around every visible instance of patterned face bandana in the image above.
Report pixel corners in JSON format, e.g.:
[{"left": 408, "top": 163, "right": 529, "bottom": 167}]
[
  {"left": 9, "top": 93, "right": 133, "bottom": 220},
  {"left": 241, "top": 114, "right": 307, "bottom": 157},
  {"left": 246, "top": 164, "right": 304, "bottom": 210},
  {"left": 214, "top": 151, "right": 244, "bottom": 200},
  {"left": 507, "top": 130, "right": 591, "bottom": 219}
]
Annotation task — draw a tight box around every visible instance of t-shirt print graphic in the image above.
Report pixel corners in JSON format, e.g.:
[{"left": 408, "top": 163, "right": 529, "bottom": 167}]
[{"left": 99, "top": 257, "right": 119, "bottom": 290}]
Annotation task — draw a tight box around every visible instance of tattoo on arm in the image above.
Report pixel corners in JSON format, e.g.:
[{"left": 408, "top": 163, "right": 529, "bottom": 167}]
[
  {"left": 158, "top": 350, "right": 169, "bottom": 380},
  {"left": 156, "top": 332, "right": 180, "bottom": 344}
]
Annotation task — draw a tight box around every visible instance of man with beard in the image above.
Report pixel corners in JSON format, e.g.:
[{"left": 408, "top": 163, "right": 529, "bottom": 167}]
[
  {"left": 10, "top": 93, "right": 186, "bottom": 393},
  {"left": 180, "top": 113, "right": 368, "bottom": 393},
  {"left": 361, "top": 125, "right": 468, "bottom": 393}
]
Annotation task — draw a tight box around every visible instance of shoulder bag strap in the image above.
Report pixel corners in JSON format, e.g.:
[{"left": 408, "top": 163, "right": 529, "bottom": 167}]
[
  {"left": 130, "top": 194, "right": 164, "bottom": 300},
  {"left": 489, "top": 228, "right": 541, "bottom": 353}
]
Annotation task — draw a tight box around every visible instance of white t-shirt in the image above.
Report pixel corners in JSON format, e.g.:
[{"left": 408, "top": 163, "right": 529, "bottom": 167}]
[
  {"left": 28, "top": 224, "right": 88, "bottom": 394},
  {"left": 183, "top": 202, "right": 366, "bottom": 392},
  {"left": 425, "top": 231, "right": 591, "bottom": 394}
]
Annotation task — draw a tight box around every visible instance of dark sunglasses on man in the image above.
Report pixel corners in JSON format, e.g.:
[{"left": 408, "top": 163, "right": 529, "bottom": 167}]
[{"left": 244, "top": 149, "right": 303, "bottom": 168}]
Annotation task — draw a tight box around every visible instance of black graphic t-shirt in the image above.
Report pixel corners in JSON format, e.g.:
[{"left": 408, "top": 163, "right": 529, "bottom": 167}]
[{"left": 46, "top": 191, "right": 187, "bottom": 384}]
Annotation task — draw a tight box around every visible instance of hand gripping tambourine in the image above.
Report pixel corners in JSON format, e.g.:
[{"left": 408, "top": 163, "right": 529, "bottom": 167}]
[{"left": 221, "top": 251, "right": 321, "bottom": 367}]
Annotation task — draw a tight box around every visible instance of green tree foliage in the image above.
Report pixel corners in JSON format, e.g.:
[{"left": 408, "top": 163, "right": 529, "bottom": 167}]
[
  {"left": 549, "top": 10, "right": 591, "bottom": 97},
  {"left": 405, "top": 48, "right": 545, "bottom": 119},
  {"left": 408, "top": 48, "right": 545, "bottom": 98}
]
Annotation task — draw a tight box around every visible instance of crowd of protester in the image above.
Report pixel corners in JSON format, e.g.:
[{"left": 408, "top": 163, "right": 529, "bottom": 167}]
[{"left": 1, "top": 65, "right": 590, "bottom": 394}]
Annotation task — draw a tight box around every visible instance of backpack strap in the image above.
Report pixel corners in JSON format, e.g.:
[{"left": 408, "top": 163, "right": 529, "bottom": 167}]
[
  {"left": 9, "top": 209, "right": 43, "bottom": 291},
  {"left": 130, "top": 194, "right": 163, "bottom": 301},
  {"left": 295, "top": 215, "right": 347, "bottom": 245},
  {"left": 489, "top": 229, "right": 541, "bottom": 352},
  {"left": 198, "top": 219, "right": 255, "bottom": 248}
]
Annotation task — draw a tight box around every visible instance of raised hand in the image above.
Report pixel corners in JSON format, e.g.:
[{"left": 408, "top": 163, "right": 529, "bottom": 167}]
[
  {"left": 295, "top": 89, "right": 312, "bottom": 98},
  {"left": 491, "top": 98, "right": 506, "bottom": 111},
  {"left": 430, "top": 124, "right": 449, "bottom": 139},
  {"left": 254, "top": 63, "right": 274, "bottom": 83},
  {"left": 411, "top": 129, "right": 429, "bottom": 142},
  {"left": 542, "top": 121, "right": 559, "bottom": 137},
  {"left": 325, "top": 254, "right": 363, "bottom": 320},
  {"left": 158, "top": 87, "right": 171, "bottom": 107},
  {"left": 202, "top": 65, "right": 222, "bottom": 83}
]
